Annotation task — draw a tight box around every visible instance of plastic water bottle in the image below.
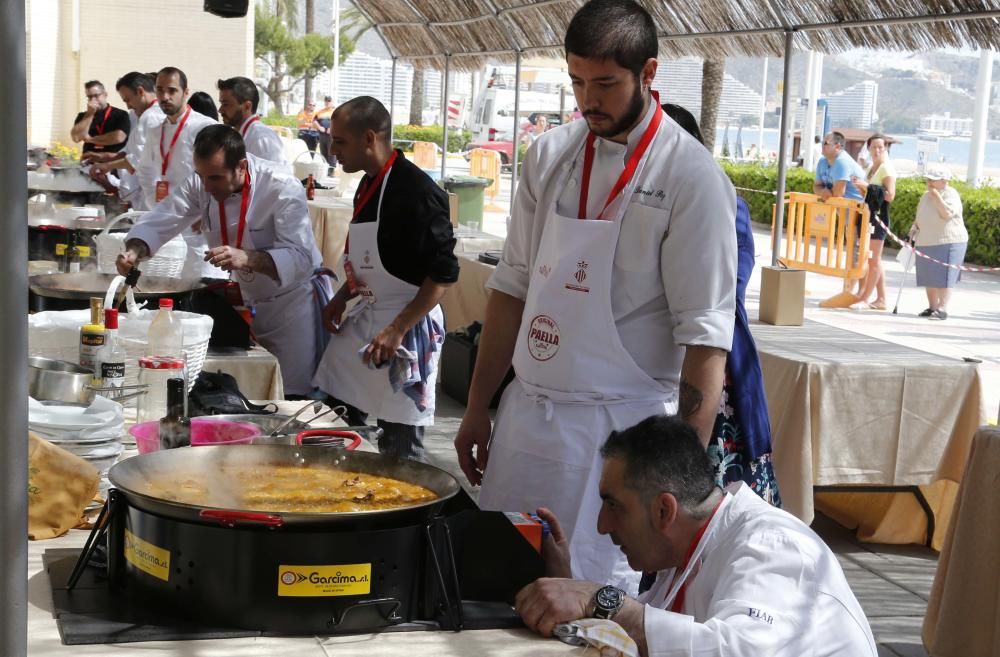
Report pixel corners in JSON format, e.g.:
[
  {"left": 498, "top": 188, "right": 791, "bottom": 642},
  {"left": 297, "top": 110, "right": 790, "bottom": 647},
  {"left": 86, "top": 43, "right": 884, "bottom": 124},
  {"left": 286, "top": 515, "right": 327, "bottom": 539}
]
[{"left": 146, "top": 298, "right": 185, "bottom": 358}]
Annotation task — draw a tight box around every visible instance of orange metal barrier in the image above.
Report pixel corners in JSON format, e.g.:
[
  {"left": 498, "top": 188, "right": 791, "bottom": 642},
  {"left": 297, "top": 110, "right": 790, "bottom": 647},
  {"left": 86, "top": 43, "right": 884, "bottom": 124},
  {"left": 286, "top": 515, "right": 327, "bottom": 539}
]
[
  {"left": 469, "top": 148, "right": 502, "bottom": 210},
  {"left": 413, "top": 141, "right": 437, "bottom": 170},
  {"left": 771, "top": 192, "right": 871, "bottom": 308}
]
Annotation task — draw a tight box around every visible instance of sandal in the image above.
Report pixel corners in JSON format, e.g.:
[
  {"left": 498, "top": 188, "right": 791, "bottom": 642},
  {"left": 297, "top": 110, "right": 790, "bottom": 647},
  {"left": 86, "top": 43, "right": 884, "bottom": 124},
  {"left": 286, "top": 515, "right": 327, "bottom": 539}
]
[{"left": 868, "top": 300, "right": 887, "bottom": 311}]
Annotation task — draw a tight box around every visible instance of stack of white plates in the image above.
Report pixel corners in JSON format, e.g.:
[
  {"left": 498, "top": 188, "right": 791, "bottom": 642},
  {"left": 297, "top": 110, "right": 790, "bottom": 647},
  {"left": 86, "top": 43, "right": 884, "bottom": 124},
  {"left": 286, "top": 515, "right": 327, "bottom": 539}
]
[{"left": 29, "top": 396, "right": 125, "bottom": 494}]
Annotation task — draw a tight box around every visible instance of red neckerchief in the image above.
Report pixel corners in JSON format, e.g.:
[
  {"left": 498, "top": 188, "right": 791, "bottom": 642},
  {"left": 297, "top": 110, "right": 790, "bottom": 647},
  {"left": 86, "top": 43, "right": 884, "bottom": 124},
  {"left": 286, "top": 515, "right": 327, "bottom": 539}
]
[
  {"left": 93, "top": 105, "right": 113, "bottom": 135},
  {"left": 159, "top": 106, "right": 193, "bottom": 176},
  {"left": 345, "top": 150, "right": 399, "bottom": 255},
  {"left": 669, "top": 494, "right": 725, "bottom": 614},
  {"left": 578, "top": 91, "right": 663, "bottom": 220},
  {"left": 219, "top": 169, "right": 251, "bottom": 249},
  {"left": 241, "top": 115, "right": 260, "bottom": 138}
]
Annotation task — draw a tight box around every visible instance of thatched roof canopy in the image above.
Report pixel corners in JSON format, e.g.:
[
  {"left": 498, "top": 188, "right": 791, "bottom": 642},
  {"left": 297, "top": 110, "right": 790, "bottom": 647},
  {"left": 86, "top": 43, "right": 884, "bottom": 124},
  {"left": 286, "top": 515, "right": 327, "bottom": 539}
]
[{"left": 351, "top": 0, "right": 1000, "bottom": 69}]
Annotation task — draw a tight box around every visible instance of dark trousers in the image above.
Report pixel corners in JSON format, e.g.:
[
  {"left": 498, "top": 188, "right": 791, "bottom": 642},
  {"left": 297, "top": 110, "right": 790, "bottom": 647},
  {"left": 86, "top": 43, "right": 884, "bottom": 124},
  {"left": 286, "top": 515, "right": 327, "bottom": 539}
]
[
  {"left": 317, "top": 132, "right": 338, "bottom": 168},
  {"left": 325, "top": 396, "right": 426, "bottom": 462},
  {"left": 298, "top": 130, "right": 319, "bottom": 152}
]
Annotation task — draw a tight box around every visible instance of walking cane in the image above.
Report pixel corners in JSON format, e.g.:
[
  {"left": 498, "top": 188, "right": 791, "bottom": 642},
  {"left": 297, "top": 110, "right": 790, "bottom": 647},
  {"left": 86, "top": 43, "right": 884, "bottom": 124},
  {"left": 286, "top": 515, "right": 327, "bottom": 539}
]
[{"left": 892, "top": 241, "right": 916, "bottom": 315}]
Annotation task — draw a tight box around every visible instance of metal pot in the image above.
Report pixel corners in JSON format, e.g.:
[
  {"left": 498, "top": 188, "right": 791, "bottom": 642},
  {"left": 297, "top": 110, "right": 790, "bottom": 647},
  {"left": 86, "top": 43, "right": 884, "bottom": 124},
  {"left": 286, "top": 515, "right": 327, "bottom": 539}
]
[
  {"left": 108, "top": 445, "right": 461, "bottom": 529},
  {"left": 28, "top": 356, "right": 94, "bottom": 403},
  {"left": 29, "top": 273, "right": 208, "bottom": 301}
]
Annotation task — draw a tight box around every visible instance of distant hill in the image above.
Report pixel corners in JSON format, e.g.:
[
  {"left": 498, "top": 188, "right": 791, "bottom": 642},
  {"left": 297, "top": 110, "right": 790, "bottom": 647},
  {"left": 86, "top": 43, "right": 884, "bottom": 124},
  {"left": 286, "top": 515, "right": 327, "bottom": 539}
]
[{"left": 872, "top": 78, "right": 1000, "bottom": 135}]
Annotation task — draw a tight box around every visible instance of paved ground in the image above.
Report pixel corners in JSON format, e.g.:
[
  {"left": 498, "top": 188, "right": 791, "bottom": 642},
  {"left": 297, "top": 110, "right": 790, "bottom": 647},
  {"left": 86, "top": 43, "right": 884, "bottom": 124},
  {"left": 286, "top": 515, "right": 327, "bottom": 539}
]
[{"left": 428, "top": 156, "right": 1000, "bottom": 654}]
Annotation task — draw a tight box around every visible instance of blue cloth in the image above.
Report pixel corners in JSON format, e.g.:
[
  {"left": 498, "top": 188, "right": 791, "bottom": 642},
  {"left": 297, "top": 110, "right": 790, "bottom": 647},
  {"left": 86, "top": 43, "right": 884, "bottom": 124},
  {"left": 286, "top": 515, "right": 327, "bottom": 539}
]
[
  {"left": 728, "top": 197, "right": 773, "bottom": 461},
  {"left": 815, "top": 150, "right": 865, "bottom": 201},
  {"left": 361, "top": 314, "right": 444, "bottom": 412},
  {"left": 311, "top": 268, "right": 336, "bottom": 364}
]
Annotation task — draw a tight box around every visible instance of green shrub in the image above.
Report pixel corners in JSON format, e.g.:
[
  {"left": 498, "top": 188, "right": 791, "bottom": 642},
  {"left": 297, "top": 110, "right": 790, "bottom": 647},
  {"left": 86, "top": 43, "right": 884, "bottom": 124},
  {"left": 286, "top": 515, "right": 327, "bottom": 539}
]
[
  {"left": 720, "top": 161, "right": 1000, "bottom": 267},
  {"left": 262, "top": 112, "right": 299, "bottom": 129},
  {"left": 391, "top": 125, "right": 471, "bottom": 153}
]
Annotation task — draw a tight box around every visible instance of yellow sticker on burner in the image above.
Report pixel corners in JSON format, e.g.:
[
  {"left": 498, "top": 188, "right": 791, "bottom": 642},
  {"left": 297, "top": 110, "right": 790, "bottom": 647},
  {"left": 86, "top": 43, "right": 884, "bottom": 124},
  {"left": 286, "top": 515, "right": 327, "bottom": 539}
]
[
  {"left": 124, "top": 529, "right": 170, "bottom": 582},
  {"left": 277, "top": 564, "right": 372, "bottom": 597}
]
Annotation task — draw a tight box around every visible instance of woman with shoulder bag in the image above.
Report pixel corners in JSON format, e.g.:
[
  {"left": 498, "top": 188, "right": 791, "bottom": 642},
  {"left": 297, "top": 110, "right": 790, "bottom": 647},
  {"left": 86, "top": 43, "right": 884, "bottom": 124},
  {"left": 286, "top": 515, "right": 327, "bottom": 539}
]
[{"left": 850, "top": 133, "right": 896, "bottom": 310}]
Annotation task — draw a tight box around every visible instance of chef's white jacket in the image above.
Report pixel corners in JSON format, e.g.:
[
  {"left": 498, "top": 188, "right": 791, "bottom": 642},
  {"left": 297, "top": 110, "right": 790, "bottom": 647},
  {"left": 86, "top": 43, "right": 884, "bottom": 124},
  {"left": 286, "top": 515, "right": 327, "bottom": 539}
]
[
  {"left": 136, "top": 108, "right": 216, "bottom": 210},
  {"left": 639, "top": 483, "right": 877, "bottom": 656},
  {"left": 118, "top": 102, "right": 166, "bottom": 210},
  {"left": 127, "top": 153, "right": 322, "bottom": 303},
  {"left": 488, "top": 101, "right": 737, "bottom": 387},
  {"left": 239, "top": 116, "right": 292, "bottom": 175}
]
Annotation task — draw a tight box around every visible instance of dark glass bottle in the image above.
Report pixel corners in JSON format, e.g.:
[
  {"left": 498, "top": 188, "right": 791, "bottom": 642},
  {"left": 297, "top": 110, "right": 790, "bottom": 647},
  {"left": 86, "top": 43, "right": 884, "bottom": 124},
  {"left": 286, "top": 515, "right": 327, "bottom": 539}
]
[
  {"left": 63, "top": 232, "right": 81, "bottom": 273},
  {"left": 159, "top": 377, "right": 191, "bottom": 450},
  {"left": 306, "top": 174, "right": 315, "bottom": 200}
]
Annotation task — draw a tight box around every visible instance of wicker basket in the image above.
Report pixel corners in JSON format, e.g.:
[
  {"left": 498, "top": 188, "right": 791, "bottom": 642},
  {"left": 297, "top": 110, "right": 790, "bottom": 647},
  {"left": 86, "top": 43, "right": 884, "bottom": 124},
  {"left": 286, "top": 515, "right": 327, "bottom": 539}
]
[{"left": 96, "top": 211, "right": 188, "bottom": 278}]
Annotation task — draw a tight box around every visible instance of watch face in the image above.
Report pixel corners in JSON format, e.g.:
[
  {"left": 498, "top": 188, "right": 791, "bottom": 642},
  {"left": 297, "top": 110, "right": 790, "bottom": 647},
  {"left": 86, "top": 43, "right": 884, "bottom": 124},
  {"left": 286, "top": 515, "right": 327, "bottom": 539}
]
[{"left": 594, "top": 585, "right": 624, "bottom": 618}]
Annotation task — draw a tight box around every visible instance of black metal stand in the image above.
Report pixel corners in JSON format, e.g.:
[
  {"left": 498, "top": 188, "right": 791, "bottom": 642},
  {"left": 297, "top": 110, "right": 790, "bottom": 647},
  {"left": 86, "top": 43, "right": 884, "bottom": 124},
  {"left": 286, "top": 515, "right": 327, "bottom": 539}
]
[{"left": 814, "top": 485, "right": 936, "bottom": 547}]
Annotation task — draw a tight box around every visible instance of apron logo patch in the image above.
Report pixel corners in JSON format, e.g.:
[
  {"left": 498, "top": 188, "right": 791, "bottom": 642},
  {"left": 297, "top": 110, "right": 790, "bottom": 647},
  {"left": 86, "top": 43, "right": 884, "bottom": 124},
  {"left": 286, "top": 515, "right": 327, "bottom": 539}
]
[
  {"left": 538, "top": 264, "right": 551, "bottom": 278},
  {"left": 565, "top": 260, "right": 590, "bottom": 293},
  {"left": 526, "top": 315, "right": 560, "bottom": 361}
]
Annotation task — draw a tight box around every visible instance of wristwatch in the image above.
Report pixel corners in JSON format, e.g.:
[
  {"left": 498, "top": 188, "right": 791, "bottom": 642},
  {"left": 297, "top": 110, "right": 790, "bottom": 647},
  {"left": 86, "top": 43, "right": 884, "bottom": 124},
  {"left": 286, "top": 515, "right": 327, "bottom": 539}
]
[{"left": 592, "top": 585, "right": 625, "bottom": 620}]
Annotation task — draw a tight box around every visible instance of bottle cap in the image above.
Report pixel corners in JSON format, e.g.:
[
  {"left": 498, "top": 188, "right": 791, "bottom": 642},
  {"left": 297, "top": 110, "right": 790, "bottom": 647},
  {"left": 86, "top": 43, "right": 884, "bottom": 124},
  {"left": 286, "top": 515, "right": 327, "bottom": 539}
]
[
  {"left": 139, "top": 356, "right": 185, "bottom": 369},
  {"left": 159, "top": 298, "right": 174, "bottom": 310},
  {"left": 104, "top": 308, "right": 119, "bottom": 329}
]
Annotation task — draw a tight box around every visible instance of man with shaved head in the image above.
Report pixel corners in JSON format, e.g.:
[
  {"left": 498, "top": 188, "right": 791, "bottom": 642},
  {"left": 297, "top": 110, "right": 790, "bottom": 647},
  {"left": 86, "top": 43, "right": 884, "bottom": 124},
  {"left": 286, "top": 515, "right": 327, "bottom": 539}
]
[{"left": 313, "top": 96, "right": 459, "bottom": 461}]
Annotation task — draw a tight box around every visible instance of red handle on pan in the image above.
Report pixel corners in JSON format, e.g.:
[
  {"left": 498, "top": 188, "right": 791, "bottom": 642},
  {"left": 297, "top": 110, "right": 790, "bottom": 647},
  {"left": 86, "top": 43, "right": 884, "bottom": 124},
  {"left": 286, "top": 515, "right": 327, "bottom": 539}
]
[
  {"left": 199, "top": 509, "right": 284, "bottom": 529},
  {"left": 295, "top": 429, "right": 363, "bottom": 450}
]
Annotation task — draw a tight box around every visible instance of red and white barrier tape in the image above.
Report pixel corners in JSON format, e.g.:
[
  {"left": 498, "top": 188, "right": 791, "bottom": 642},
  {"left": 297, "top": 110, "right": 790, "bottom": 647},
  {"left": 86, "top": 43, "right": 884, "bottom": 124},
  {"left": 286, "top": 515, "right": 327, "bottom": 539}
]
[{"left": 872, "top": 214, "right": 1000, "bottom": 273}]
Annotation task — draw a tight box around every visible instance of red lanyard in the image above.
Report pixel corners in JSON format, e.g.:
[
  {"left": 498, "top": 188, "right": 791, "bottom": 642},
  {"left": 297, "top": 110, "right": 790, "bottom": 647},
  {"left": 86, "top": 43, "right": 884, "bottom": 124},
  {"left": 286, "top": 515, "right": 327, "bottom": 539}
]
[
  {"left": 669, "top": 495, "right": 724, "bottom": 614},
  {"left": 346, "top": 150, "right": 398, "bottom": 255},
  {"left": 94, "top": 106, "right": 113, "bottom": 135},
  {"left": 159, "top": 106, "right": 192, "bottom": 176},
  {"left": 241, "top": 116, "right": 260, "bottom": 137},
  {"left": 219, "top": 170, "right": 252, "bottom": 249},
  {"left": 578, "top": 92, "right": 663, "bottom": 220}
]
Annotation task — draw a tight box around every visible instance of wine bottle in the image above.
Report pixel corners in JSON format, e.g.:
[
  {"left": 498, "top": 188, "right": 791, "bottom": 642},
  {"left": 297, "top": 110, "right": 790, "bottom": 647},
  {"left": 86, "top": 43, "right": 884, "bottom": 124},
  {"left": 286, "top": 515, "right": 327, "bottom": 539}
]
[{"left": 159, "top": 377, "right": 191, "bottom": 450}]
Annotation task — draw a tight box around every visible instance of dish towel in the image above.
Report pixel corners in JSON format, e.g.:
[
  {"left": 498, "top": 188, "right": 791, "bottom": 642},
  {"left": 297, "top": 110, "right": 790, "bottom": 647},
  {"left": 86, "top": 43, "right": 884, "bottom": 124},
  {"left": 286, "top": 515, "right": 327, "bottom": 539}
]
[
  {"left": 359, "top": 314, "right": 444, "bottom": 412},
  {"left": 553, "top": 619, "right": 639, "bottom": 657}
]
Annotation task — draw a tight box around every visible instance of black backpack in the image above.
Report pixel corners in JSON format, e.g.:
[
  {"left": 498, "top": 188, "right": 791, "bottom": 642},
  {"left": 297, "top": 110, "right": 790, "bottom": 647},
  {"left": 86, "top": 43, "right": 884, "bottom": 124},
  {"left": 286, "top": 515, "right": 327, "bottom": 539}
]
[{"left": 188, "top": 370, "right": 277, "bottom": 416}]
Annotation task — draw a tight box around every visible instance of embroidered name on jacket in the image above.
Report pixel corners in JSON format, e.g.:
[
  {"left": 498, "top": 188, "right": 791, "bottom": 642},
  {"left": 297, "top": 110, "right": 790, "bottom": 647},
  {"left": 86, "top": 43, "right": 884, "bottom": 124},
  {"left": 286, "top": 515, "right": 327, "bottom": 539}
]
[{"left": 748, "top": 608, "right": 774, "bottom": 624}]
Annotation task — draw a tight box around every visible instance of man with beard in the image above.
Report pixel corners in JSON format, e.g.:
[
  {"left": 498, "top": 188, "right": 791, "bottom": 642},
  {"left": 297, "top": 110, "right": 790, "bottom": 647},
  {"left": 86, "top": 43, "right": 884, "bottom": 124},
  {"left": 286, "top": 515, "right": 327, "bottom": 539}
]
[
  {"left": 135, "top": 66, "right": 221, "bottom": 278},
  {"left": 117, "top": 126, "right": 329, "bottom": 397},
  {"left": 90, "top": 72, "right": 166, "bottom": 210},
  {"left": 454, "top": 0, "right": 737, "bottom": 593},
  {"left": 217, "top": 76, "right": 291, "bottom": 173}
]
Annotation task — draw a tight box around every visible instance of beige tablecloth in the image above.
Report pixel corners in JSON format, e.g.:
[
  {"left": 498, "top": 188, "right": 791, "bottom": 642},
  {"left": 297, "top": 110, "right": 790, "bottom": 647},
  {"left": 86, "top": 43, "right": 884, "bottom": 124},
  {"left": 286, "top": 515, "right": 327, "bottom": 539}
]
[
  {"left": 922, "top": 426, "right": 1000, "bottom": 657},
  {"left": 441, "top": 252, "right": 497, "bottom": 332},
  {"left": 307, "top": 197, "right": 352, "bottom": 276},
  {"left": 203, "top": 345, "right": 284, "bottom": 400},
  {"left": 752, "top": 319, "right": 984, "bottom": 549}
]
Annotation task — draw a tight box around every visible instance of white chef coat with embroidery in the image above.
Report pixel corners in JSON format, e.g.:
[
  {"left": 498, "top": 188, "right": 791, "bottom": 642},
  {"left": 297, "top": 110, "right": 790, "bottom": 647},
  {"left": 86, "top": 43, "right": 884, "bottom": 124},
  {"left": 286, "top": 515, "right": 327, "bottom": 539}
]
[
  {"left": 239, "top": 116, "right": 292, "bottom": 175},
  {"left": 638, "top": 483, "right": 877, "bottom": 657},
  {"left": 119, "top": 103, "right": 166, "bottom": 210},
  {"left": 136, "top": 108, "right": 216, "bottom": 210},
  {"left": 127, "top": 153, "right": 321, "bottom": 303},
  {"left": 488, "top": 102, "right": 737, "bottom": 388}
]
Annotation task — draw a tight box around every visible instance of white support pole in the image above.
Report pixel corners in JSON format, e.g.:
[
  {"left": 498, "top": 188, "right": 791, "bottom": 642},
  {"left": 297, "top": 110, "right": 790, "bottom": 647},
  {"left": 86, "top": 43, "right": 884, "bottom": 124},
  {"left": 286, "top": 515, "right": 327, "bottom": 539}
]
[
  {"left": 332, "top": 0, "right": 341, "bottom": 103},
  {"left": 968, "top": 49, "right": 994, "bottom": 187},
  {"left": 390, "top": 57, "right": 397, "bottom": 143},
  {"left": 1, "top": 0, "right": 28, "bottom": 655},
  {"left": 757, "top": 56, "right": 767, "bottom": 155},
  {"left": 510, "top": 50, "right": 522, "bottom": 208},
  {"left": 441, "top": 55, "right": 451, "bottom": 181},
  {"left": 771, "top": 30, "right": 795, "bottom": 267},
  {"left": 802, "top": 51, "right": 818, "bottom": 172}
]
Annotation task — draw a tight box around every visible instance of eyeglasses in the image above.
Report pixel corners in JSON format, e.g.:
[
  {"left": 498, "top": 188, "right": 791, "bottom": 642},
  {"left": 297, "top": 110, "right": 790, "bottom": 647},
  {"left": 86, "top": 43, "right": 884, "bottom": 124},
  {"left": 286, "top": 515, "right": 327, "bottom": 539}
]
[
  {"left": 822, "top": 141, "right": 834, "bottom": 146},
  {"left": 85, "top": 92, "right": 106, "bottom": 100}
]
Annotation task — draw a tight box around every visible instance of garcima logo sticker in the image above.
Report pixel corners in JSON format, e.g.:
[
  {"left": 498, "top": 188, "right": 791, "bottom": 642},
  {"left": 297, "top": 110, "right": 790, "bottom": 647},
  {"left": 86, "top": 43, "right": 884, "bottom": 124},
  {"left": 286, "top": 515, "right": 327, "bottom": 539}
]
[{"left": 526, "top": 315, "right": 560, "bottom": 361}]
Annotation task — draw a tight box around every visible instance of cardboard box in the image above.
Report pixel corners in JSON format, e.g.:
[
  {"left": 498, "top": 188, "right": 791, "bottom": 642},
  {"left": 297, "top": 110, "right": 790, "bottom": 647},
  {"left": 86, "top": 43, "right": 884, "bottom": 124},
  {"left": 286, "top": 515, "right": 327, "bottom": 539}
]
[{"left": 758, "top": 266, "right": 805, "bottom": 326}]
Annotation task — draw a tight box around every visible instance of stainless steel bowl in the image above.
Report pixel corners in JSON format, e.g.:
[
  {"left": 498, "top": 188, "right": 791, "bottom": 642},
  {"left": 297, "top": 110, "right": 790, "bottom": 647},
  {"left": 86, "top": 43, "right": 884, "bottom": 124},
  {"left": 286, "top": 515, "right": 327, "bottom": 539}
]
[{"left": 28, "top": 356, "right": 94, "bottom": 403}]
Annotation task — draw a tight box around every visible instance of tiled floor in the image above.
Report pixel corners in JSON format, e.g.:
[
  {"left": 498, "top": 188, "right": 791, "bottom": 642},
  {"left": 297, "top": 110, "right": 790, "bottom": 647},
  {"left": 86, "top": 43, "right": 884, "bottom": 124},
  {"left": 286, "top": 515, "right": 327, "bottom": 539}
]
[{"left": 422, "top": 389, "right": 937, "bottom": 656}]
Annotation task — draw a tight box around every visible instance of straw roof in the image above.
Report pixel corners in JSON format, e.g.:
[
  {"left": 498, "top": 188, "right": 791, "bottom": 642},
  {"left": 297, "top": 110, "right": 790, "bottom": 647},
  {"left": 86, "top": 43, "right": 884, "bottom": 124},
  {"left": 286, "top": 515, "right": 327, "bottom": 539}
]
[{"left": 352, "top": 0, "right": 1000, "bottom": 70}]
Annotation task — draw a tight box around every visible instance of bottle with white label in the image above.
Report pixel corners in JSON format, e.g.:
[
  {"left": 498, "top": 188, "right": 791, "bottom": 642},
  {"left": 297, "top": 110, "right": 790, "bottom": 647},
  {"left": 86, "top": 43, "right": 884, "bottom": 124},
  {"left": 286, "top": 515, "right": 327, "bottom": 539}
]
[
  {"left": 79, "top": 297, "right": 105, "bottom": 369},
  {"left": 94, "top": 308, "right": 127, "bottom": 390}
]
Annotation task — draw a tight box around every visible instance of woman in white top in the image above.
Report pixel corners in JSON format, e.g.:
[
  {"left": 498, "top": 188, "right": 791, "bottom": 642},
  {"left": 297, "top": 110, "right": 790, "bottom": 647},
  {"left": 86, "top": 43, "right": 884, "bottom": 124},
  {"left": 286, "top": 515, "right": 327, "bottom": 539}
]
[
  {"left": 912, "top": 166, "right": 967, "bottom": 320},
  {"left": 851, "top": 133, "right": 895, "bottom": 310}
]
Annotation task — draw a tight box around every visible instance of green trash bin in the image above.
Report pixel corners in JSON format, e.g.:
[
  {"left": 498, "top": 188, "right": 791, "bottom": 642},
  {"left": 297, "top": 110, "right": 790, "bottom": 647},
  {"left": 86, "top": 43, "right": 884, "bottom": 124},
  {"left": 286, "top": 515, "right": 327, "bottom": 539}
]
[{"left": 442, "top": 175, "right": 491, "bottom": 228}]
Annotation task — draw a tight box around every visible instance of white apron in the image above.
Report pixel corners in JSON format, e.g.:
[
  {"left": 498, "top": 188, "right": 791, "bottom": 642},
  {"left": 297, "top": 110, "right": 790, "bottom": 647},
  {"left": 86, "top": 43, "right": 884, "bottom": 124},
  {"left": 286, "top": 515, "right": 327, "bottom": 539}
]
[
  {"left": 312, "top": 172, "right": 441, "bottom": 425},
  {"left": 479, "top": 115, "right": 677, "bottom": 593}
]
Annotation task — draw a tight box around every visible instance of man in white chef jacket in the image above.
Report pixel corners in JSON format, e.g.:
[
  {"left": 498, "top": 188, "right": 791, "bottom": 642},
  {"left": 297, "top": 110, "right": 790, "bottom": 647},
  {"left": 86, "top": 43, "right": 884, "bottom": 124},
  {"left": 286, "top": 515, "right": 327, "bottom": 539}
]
[
  {"left": 117, "top": 125, "right": 329, "bottom": 396},
  {"left": 454, "top": 0, "right": 737, "bottom": 593},
  {"left": 90, "top": 72, "right": 166, "bottom": 210},
  {"left": 217, "top": 76, "right": 292, "bottom": 174},
  {"left": 516, "top": 415, "right": 878, "bottom": 657},
  {"left": 135, "top": 66, "right": 221, "bottom": 278}
]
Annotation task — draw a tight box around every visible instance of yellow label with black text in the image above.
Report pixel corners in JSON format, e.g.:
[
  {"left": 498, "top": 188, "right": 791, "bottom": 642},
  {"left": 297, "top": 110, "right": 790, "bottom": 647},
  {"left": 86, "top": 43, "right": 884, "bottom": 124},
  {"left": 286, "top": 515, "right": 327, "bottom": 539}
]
[
  {"left": 277, "top": 564, "right": 371, "bottom": 597},
  {"left": 124, "top": 529, "right": 170, "bottom": 581}
]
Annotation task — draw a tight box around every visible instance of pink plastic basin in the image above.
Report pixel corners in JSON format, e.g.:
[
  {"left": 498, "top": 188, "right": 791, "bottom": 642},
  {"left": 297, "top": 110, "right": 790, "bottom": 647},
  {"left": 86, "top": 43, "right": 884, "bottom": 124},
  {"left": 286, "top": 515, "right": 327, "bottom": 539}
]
[{"left": 130, "top": 418, "right": 261, "bottom": 454}]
